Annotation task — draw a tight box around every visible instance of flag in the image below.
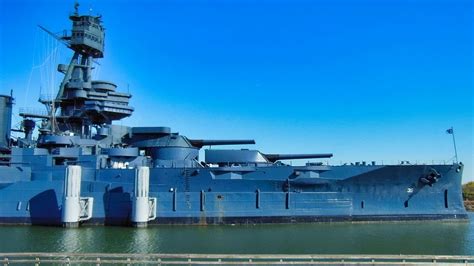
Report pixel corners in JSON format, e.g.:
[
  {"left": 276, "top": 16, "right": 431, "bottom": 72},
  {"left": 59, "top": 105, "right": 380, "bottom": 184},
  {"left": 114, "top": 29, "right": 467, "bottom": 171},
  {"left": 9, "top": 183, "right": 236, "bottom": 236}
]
[{"left": 446, "top": 128, "right": 453, "bottom": 134}]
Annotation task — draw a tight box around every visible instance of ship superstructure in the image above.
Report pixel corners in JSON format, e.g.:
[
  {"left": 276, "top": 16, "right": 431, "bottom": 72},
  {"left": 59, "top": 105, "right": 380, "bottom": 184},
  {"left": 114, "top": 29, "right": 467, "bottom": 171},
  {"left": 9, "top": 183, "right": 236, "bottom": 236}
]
[{"left": 0, "top": 4, "right": 467, "bottom": 227}]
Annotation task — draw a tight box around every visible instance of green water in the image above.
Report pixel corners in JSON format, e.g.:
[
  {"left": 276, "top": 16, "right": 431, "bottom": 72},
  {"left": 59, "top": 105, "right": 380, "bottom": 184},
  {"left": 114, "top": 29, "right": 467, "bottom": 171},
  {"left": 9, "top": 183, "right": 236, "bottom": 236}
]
[{"left": 1, "top": 213, "right": 473, "bottom": 255}]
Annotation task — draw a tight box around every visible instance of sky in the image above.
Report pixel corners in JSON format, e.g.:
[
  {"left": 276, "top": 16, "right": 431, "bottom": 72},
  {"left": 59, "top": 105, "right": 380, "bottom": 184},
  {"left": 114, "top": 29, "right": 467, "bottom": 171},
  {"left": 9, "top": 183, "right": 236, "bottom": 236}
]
[{"left": 0, "top": 0, "right": 472, "bottom": 182}]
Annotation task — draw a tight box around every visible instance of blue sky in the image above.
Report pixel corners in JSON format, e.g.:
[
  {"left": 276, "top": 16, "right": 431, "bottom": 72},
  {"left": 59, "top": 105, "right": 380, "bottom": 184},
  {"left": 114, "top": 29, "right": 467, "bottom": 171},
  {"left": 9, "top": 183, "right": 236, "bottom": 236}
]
[{"left": 0, "top": 0, "right": 472, "bottom": 181}]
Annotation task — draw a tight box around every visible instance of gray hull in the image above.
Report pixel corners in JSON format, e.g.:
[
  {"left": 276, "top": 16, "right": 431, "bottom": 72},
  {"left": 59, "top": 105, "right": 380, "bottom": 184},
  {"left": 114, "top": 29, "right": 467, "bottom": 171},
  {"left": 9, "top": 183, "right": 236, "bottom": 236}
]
[{"left": 0, "top": 163, "right": 467, "bottom": 226}]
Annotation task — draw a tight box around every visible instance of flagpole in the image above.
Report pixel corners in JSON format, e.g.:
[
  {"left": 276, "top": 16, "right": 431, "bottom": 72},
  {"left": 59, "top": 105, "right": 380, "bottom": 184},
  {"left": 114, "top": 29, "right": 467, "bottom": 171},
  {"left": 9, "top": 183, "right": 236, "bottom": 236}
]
[{"left": 451, "top": 127, "right": 458, "bottom": 163}]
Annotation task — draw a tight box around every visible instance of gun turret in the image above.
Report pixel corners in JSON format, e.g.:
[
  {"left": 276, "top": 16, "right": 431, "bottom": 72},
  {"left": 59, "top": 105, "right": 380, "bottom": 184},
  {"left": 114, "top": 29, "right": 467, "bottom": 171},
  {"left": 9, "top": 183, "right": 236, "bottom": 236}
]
[
  {"left": 189, "top": 139, "right": 256, "bottom": 148},
  {"left": 264, "top": 153, "right": 333, "bottom": 163}
]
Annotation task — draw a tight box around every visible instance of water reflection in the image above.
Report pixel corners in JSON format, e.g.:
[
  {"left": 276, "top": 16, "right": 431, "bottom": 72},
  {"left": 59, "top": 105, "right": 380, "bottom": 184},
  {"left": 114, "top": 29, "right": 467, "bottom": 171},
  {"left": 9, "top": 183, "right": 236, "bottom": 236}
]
[
  {"left": 56, "top": 228, "right": 82, "bottom": 252},
  {"left": 0, "top": 214, "right": 472, "bottom": 255},
  {"left": 129, "top": 228, "right": 156, "bottom": 253},
  {"left": 144, "top": 220, "right": 470, "bottom": 255}
]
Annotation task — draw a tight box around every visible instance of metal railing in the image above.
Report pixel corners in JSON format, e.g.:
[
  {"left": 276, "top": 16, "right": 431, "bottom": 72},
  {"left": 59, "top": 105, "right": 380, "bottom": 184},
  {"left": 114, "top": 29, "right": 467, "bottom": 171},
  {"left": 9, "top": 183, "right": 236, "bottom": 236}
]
[
  {"left": 334, "top": 160, "right": 456, "bottom": 166},
  {"left": 0, "top": 253, "right": 473, "bottom": 265}
]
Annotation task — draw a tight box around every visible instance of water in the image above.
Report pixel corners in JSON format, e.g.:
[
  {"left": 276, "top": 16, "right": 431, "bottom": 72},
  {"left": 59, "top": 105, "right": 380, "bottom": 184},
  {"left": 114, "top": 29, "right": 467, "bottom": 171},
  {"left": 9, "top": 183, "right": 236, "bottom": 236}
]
[{"left": 1, "top": 213, "right": 473, "bottom": 255}]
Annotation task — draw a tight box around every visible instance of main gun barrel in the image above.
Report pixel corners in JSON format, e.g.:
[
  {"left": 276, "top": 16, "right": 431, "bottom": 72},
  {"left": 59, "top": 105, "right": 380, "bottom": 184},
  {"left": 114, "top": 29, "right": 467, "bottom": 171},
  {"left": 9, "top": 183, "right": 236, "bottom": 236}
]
[
  {"left": 264, "top": 153, "right": 333, "bottom": 162},
  {"left": 189, "top": 139, "right": 256, "bottom": 148}
]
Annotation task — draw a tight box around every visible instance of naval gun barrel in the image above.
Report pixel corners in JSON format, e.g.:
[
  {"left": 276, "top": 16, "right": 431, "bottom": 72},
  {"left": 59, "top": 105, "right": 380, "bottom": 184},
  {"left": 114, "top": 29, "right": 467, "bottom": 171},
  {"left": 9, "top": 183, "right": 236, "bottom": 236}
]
[
  {"left": 189, "top": 139, "right": 256, "bottom": 148},
  {"left": 264, "top": 153, "right": 333, "bottom": 162}
]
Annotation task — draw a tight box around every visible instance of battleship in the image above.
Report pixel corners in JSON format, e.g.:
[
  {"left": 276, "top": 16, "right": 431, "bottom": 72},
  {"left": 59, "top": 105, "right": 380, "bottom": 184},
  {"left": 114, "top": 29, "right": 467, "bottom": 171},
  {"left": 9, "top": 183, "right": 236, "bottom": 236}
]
[{"left": 0, "top": 4, "right": 467, "bottom": 227}]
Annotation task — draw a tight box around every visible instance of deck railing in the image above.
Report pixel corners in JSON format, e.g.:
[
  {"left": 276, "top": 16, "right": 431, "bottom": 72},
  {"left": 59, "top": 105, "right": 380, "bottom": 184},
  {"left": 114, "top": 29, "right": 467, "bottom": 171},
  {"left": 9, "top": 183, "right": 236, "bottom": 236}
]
[{"left": 1, "top": 253, "right": 472, "bottom": 265}]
